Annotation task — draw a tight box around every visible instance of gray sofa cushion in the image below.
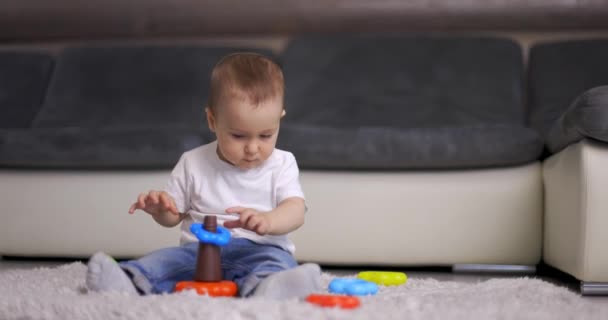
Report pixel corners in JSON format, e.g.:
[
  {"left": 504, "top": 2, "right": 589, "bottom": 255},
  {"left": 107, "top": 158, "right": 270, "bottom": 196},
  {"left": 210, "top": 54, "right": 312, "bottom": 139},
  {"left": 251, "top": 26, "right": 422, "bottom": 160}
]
[
  {"left": 278, "top": 124, "right": 542, "bottom": 170},
  {"left": 0, "top": 51, "right": 53, "bottom": 128},
  {"left": 528, "top": 39, "right": 608, "bottom": 151},
  {"left": 545, "top": 86, "right": 608, "bottom": 153},
  {"left": 0, "top": 127, "right": 212, "bottom": 169},
  {"left": 0, "top": 45, "right": 274, "bottom": 169},
  {"left": 283, "top": 36, "right": 526, "bottom": 127},
  {"left": 34, "top": 45, "right": 273, "bottom": 128},
  {"left": 281, "top": 35, "right": 542, "bottom": 169}
]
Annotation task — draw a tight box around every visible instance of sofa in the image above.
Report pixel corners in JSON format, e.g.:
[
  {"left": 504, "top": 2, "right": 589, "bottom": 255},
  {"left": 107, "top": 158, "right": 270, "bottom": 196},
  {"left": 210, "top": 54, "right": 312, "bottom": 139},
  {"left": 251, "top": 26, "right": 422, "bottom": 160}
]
[
  {"left": 0, "top": 35, "right": 606, "bottom": 294},
  {"left": 278, "top": 35, "right": 543, "bottom": 272},
  {"left": 527, "top": 40, "right": 608, "bottom": 295}
]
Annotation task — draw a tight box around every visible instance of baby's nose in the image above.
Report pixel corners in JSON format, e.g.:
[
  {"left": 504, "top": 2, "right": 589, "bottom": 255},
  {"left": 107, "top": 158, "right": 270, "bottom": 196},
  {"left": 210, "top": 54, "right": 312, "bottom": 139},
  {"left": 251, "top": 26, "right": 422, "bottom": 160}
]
[{"left": 245, "top": 141, "right": 258, "bottom": 154}]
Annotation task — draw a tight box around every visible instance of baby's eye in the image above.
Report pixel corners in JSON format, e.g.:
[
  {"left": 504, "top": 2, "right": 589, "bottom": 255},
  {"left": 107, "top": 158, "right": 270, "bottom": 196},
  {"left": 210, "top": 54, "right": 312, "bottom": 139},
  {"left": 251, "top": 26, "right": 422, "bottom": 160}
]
[
  {"left": 231, "top": 134, "right": 245, "bottom": 139},
  {"left": 260, "top": 134, "right": 273, "bottom": 139}
]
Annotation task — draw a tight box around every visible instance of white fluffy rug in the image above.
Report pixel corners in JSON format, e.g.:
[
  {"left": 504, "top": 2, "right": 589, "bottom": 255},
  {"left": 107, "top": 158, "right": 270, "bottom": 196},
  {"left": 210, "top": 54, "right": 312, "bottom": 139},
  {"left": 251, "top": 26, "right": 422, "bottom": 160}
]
[{"left": 1, "top": 263, "right": 606, "bottom": 320}]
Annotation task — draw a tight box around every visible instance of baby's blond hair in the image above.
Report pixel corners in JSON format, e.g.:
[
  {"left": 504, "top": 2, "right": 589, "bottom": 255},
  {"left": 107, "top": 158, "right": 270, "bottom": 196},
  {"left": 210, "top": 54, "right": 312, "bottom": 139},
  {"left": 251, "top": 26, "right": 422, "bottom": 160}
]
[{"left": 208, "top": 53, "right": 284, "bottom": 112}]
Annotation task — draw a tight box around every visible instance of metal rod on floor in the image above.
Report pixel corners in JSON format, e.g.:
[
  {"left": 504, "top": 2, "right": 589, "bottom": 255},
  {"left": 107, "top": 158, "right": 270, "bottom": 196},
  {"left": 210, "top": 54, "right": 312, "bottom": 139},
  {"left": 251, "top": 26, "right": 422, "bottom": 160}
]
[
  {"left": 452, "top": 264, "right": 536, "bottom": 274},
  {"left": 580, "top": 282, "right": 608, "bottom": 296}
]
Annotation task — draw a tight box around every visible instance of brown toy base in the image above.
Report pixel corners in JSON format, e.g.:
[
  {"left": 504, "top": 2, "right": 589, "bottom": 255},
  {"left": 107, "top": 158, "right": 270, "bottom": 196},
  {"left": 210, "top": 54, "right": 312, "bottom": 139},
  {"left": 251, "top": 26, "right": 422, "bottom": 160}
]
[{"left": 174, "top": 280, "right": 238, "bottom": 297}]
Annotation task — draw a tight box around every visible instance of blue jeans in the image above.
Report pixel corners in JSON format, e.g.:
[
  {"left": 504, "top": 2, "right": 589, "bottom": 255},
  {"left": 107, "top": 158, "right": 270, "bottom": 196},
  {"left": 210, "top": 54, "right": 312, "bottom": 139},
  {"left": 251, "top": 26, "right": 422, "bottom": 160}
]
[{"left": 120, "top": 238, "right": 298, "bottom": 297}]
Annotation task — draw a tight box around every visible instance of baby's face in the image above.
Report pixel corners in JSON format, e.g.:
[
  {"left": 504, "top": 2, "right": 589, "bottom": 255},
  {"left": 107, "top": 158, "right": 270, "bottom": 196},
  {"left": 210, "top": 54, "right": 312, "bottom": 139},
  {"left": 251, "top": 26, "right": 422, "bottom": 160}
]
[{"left": 208, "top": 96, "right": 284, "bottom": 170}]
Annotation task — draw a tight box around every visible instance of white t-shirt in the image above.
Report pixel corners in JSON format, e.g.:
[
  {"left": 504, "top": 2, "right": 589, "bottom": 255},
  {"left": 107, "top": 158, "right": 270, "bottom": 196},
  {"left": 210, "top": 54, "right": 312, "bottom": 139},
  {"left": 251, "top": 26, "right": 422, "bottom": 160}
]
[{"left": 164, "top": 140, "right": 305, "bottom": 254}]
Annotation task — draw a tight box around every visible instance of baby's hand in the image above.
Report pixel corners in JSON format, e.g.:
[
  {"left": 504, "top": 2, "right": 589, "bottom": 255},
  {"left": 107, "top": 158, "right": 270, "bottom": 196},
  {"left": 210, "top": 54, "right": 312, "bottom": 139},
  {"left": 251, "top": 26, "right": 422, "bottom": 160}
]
[
  {"left": 128, "top": 190, "right": 179, "bottom": 217},
  {"left": 223, "top": 207, "right": 271, "bottom": 236}
]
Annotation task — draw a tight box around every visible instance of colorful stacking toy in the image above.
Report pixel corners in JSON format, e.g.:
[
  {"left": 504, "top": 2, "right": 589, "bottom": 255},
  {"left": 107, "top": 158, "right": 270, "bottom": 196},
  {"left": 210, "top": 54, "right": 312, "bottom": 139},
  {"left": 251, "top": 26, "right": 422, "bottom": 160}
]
[{"left": 174, "top": 215, "right": 238, "bottom": 297}]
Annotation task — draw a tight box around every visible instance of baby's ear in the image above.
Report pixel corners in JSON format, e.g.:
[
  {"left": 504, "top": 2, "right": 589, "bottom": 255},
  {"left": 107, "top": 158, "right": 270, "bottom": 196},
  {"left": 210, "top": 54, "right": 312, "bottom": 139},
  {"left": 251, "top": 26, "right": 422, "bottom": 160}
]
[
  {"left": 281, "top": 109, "right": 286, "bottom": 118},
  {"left": 205, "top": 107, "right": 217, "bottom": 132}
]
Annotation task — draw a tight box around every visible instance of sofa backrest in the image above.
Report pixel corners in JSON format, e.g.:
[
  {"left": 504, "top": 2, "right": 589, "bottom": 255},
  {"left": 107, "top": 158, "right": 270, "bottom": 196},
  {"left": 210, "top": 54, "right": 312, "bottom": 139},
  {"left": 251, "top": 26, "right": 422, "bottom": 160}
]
[
  {"left": 527, "top": 39, "right": 608, "bottom": 137},
  {"left": 0, "top": 51, "right": 54, "bottom": 128},
  {"left": 3, "top": 2, "right": 608, "bottom": 40},
  {"left": 0, "top": 45, "right": 276, "bottom": 169},
  {"left": 32, "top": 45, "right": 275, "bottom": 129},
  {"left": 282, "top": 35, "right": 525, "bottom": 128}
]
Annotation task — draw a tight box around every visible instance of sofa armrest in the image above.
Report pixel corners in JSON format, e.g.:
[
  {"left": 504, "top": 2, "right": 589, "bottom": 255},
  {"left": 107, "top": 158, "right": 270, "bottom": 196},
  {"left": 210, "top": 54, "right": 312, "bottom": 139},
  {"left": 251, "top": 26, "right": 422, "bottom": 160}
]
[{"left": 546, "top": 85, "right": 608, "bottom": 153}]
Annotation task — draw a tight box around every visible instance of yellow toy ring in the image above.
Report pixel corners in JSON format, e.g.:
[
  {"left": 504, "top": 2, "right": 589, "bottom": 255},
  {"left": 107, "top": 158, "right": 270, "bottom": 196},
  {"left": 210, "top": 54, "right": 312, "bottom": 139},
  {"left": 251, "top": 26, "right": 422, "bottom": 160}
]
[{"left": 357, "top": 271, "right": 407, "bottom": 286}]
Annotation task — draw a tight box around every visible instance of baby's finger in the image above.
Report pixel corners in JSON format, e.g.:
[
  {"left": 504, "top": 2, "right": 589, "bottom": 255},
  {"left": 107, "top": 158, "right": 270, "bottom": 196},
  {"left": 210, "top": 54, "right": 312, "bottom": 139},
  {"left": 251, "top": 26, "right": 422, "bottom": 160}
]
[
  {"left": 255, "top": 223, "right": 269, "bottom": 235},
  {"left": 239, "top": 210, "right": 256, "bottom": 225},
  {"left": 130, "top": 197, "right": 151, "bottom": 214},
  {"left": 160, "top": 193, "right": 179, "bottom": 215},
  {"left": 246, "top": 215, "right": 263, "bottom": 231},
  {"left": 169, "top": 204, "right": 179, "bottom": 215},
  {"left": 158, "top": 193, "right": 170, "bottom": 209},
  {"left": 243, "top": 214, "right": 255, "bottom": 229},
  {"left": 148, "top": 190, "right": 160, "bottom": 204},
  {"left": 137, "top": 193, "right": 148, "bottom": 208},
  {"left": 226, "top": 206, "right": 245, "bottom": 214}
]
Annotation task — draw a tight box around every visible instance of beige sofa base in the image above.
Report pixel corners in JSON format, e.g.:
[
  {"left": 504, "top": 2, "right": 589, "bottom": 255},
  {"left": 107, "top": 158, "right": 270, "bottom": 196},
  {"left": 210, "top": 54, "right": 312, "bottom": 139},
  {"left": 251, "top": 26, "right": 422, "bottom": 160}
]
[
  {"left": 543, "top": 139, "right": 608, "bottom": 285},
  {"left": 1, "top": 163, "right": 542, "bottom": 267},
  {"left": 293, "top": 163, "right": 542, "bottom": 266},
  {"left": 0, "top": 170, "right": 179, "bottom": 258}
]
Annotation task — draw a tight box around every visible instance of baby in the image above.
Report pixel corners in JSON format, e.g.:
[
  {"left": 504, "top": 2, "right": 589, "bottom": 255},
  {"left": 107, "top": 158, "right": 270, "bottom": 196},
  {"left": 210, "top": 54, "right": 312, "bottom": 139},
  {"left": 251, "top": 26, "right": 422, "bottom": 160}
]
[{"left": 86, "top": 52, "right": 321, "bottom": 299}]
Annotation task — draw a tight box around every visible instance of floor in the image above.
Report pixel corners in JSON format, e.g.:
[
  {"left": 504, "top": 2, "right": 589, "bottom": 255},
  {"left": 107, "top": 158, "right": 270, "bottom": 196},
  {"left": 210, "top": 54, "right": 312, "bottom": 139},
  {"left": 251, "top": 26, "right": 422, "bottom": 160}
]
[{"left": 1, "top": 256, "right": 605, "bottom": 302}]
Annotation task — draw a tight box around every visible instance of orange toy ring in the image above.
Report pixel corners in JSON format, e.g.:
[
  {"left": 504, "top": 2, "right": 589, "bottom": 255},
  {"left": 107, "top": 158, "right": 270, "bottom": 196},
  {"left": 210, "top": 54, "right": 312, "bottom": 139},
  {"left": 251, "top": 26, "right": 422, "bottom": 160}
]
[{"left": 175, "top": 280, "right": 238, "bottom": 297}]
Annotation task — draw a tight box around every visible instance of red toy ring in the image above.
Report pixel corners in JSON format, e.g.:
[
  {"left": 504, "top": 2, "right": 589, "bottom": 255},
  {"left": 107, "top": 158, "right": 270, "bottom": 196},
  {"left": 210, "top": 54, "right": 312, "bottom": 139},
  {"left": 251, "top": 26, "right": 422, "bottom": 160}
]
[{"left": 305, "top": 294, "right": 361, "bottom": 309}]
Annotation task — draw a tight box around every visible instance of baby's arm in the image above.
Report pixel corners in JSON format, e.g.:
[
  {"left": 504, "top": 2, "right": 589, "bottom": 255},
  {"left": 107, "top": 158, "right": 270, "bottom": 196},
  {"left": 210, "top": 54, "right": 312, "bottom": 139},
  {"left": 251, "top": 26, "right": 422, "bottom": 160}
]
[
  {"left": 128, "top": 190, "right": 184, "bottom": 227},
  {"left": 265, "top": 197, "right": 306, "bottom": 235},
  {"left": 224, "top": 197, "right": 305, "bottom": 236}
]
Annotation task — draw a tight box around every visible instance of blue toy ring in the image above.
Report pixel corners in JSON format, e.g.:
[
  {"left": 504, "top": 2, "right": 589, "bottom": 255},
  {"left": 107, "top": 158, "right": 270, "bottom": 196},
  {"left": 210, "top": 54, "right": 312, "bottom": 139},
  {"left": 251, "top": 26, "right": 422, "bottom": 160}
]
[
  {"left": 190, "top": 223, "right": 231, "bottom": 246},
  {"left": 329, "top": 278, "right": 378, "bottom": 296}
]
